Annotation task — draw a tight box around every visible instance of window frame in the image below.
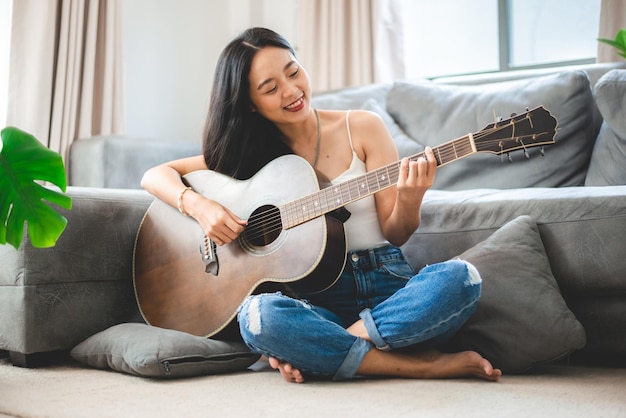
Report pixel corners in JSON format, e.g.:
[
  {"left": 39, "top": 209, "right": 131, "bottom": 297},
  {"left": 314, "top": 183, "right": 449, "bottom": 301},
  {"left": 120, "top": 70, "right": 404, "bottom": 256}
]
[{"left": 497, "top": 0, "right": 597, "bottom": 72}]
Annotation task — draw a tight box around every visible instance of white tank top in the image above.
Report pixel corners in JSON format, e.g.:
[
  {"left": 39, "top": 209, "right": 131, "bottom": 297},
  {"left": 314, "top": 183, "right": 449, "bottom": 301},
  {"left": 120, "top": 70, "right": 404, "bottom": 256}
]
[{"left": 330, "top": 111, "right": 389, "bottom": 251}]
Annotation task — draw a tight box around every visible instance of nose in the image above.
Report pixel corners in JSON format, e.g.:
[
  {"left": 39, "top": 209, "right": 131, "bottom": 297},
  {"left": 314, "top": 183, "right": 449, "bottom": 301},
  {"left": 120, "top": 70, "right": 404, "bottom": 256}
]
[{"left": 283, "top": 81, "right": 300, "bottom": 98}]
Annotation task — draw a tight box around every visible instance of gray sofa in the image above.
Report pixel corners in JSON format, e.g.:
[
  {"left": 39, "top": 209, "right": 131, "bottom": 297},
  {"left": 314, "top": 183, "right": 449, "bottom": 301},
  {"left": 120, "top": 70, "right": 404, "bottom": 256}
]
[{"left": 1, "top": 62, "right": 625, "bottom": 371}]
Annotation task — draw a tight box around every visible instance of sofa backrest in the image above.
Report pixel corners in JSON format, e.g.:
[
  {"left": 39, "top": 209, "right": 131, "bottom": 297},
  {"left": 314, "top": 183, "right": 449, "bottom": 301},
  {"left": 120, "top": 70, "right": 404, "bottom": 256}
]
[{"left": 313, "top": 62, "right": 626, "bottom": 190}]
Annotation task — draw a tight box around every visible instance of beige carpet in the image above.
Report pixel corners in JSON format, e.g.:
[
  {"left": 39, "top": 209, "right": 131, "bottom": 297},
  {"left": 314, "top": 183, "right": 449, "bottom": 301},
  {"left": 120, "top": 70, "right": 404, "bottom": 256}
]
[{"left": 1, "top": 355, "right": 625, "bottom": 418}]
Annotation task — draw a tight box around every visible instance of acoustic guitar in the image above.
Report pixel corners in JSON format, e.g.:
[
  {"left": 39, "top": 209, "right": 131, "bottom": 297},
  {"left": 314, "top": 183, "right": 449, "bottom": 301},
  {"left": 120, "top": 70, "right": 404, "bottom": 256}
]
[{"left": 133, "top": 106, "right": 557, "bottom": 337}]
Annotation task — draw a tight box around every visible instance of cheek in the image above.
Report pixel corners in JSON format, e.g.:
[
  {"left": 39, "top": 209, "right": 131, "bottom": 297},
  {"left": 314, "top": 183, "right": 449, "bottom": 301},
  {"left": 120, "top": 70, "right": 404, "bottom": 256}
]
[{"left": 251, "top": 95, "right": 282, "bottom": 116}]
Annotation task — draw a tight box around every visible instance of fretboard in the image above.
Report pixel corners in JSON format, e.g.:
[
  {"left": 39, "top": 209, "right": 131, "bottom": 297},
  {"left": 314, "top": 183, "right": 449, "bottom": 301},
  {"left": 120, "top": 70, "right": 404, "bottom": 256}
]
[{"left": 281, "top": 134, "right": 476, "bottom": 229}]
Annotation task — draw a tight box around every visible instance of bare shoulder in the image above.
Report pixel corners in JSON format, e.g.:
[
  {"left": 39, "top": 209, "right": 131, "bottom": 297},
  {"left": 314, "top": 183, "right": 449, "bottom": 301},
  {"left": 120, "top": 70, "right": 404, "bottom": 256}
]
[
  {"left": 317, "top": 108, "right": 382, "bottom": 126},
  {"left": 318, "top": 109, "right": 389, "bottom": 142},
  {"left": 348, "top": 108, "right": 385, "bottom": 126},
  {"left": 346, "top": 109, "right": 397, "bottom": 164}
]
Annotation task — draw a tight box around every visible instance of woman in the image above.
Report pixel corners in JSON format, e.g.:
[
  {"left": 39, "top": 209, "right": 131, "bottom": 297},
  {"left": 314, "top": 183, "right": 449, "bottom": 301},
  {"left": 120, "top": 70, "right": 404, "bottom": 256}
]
[{"left": 141, "top": 27, "right": 501, "bottom": 383}]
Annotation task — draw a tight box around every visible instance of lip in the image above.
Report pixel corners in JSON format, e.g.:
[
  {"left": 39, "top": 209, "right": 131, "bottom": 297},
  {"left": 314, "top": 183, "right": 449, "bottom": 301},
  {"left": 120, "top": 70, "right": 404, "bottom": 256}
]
[{"left": 284, "top": 95, "right": 305, "bottom": 112}]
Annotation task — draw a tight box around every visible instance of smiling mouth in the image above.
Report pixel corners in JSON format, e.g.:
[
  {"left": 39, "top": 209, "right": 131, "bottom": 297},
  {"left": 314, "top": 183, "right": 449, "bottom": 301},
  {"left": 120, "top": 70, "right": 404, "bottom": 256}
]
[{"left": 284, "top": 95, "right": 304, "bottom": 110}]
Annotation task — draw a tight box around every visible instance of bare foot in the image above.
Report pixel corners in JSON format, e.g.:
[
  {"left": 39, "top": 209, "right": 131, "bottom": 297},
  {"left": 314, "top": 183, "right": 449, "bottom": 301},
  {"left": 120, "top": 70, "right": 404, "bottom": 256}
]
[
  {"left": 268, "top": 356, "right": 305, "bottom": 383},
  {"left": 269, "top": 349, "right": 500, "bottom": 384},
  {"left": 358, "top": 348, "right": 502, "bottom": 382}
]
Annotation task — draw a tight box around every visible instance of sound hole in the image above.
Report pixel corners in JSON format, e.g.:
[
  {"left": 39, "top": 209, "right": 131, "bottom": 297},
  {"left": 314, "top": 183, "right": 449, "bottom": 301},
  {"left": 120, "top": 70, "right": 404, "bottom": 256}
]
[{"left": 242, "top": 205, "right": 282, "bottom": 247}]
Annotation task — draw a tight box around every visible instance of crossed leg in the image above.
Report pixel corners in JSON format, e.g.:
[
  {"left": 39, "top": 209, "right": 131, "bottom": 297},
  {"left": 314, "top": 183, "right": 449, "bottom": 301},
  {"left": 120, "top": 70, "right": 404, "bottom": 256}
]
[{"left": 268, "top": 319, "right": 502, "bottom": 383}]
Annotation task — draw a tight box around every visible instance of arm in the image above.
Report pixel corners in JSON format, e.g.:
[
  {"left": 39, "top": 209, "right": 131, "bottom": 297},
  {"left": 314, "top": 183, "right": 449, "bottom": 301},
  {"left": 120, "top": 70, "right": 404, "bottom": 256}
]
[
  {"left": 349, "top": 111, "right": 437, "bottom": 247},
  {"left": 140, "top": 156, "right": 246, "bottom": 246}
]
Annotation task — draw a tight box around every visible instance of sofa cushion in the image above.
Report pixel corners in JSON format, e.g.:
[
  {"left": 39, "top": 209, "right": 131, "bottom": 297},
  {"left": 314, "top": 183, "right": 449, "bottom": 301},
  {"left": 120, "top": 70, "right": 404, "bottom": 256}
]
[
  {"left": 360, "top": 98, "right": 424, "bottom": 158},
  {"left": 443, "top": 215, "right": 586, "bottom": 373},
  {"left": 70, "top": 323, "right": 260, "bottom": 378},
  {"left": 311, "top": 83, "right": 391, "bottom": 110},
  {"left": 70, "top": 136, "right": 202, "bottom": 189},
  {"left": 585, "top": 69, "right": 626, "bottom": 186},
  {"left": 386, "top": 70, "right": 596, "bottom": 190}
]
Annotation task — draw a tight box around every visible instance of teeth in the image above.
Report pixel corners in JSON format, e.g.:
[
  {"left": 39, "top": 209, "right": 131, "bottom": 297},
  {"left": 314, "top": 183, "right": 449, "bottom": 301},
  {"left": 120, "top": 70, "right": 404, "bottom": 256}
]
[{"left": 286, "top": 97, "right": 303, "bottom": 109}]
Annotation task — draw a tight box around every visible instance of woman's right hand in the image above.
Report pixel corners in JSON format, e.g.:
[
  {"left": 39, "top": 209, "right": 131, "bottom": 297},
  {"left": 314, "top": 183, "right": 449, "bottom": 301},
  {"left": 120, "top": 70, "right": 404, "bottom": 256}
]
[
  {"left": 187, "top": 194, "right": 247, "bottom": 246},
  {"left": 140, "top": 155, "right": 246, "bottom": 245}
]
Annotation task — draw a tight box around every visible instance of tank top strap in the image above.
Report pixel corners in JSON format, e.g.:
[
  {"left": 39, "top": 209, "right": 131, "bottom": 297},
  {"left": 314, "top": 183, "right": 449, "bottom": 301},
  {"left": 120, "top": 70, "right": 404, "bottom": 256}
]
[{"left": 345, "top": 110, "right": 355, "bottom": 152}]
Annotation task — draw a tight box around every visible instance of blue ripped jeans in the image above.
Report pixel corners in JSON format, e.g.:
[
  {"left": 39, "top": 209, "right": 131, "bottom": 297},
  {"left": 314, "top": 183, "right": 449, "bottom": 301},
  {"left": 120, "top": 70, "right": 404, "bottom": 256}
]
[{"left": 237, "top": 245, "right": 481, "bottom": 380}]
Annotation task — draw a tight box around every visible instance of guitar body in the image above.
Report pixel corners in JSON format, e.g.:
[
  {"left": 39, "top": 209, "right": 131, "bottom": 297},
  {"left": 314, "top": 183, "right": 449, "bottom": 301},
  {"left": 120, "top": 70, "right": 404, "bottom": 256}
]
[{"left": 133, "top": 155, "right": 347, "bottom": 337}]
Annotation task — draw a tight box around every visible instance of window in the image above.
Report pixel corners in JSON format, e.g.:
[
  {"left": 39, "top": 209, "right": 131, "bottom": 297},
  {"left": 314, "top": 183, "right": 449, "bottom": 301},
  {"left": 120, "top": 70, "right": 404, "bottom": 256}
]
[
  {"left": 0, "top": 0, "right": 12, "bottom": 128},
  {"left": 401, "top": 0, "right": 601, "bottom": 79},
  {"left": 507, "top": 0, "right": 601, "bottom": 68}
]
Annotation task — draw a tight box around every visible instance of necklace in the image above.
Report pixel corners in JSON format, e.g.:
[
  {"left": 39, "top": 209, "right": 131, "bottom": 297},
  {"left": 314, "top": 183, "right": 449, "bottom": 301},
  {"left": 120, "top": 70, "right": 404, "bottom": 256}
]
[{"left": 312, "top": 109, "right": 321, "bottom": 168}]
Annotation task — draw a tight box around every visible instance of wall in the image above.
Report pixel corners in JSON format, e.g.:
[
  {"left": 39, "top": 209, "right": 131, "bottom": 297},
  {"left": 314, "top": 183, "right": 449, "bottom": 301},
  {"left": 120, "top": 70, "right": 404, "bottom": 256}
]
[
  {"left": 122, "top": 0, "right": 298, "bottom": 142},
  {"left": 0, "top": 0, "right": 12, "bottom": 128}
]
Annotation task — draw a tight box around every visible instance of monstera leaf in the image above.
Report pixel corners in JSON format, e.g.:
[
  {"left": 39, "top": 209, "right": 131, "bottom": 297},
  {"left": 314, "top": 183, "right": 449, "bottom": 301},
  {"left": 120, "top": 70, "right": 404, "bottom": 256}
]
[{"left": 0, "top": 126, "right": 72, "bottom": 249}]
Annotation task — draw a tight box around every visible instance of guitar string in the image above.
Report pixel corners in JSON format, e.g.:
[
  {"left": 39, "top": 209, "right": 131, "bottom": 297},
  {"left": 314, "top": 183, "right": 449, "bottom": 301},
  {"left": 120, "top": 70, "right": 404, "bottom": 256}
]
[
  {"left": 220, "top": 117, "right": 554, "bottom": 244},
  {"left": 239, "top": 127, "right": 554, "bottom": 243},
  {"left": 236, "top": 130, "right": 553, "bottom": 244}
]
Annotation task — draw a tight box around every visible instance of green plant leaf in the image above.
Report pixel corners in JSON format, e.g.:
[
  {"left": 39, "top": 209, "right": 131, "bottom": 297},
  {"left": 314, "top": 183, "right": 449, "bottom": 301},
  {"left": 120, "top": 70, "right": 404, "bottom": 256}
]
[
  {"left": 598, "top": 38, "right": 622, "bottom": 49},
  {"left": 598, "top": 28, "right": 626, "bottom": 59},
  {"left": 617, "top": 28, "right": 626, "bottom": 46},
  {"left": 0, "top": 126, "right": 72, "bottom": 249}
]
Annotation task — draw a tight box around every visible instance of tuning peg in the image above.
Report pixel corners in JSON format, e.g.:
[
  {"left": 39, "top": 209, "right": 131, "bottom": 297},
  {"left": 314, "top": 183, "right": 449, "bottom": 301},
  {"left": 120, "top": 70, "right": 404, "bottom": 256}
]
[
  {"left": 540, "top": 147, "right": 545, "bottom": 156},
  {"left": 524, "top": 150, "right": 530, "bottom": 159},
  {"left": 506, "top": 153, "right": 513, "bottom": 163}
]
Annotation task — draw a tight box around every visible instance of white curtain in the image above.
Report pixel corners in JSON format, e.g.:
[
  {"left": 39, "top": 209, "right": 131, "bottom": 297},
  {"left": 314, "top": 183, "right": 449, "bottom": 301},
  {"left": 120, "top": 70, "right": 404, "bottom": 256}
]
[
  {"left": 372, "top": 0, "right": 405, "bottom": 83},
  {"left": 297, "top": 0, "right": 404, "bottom": 93},
  {"left": 7, "top": 0, "right": 124, "bottom": 162},
  {"left": 597, "top": 0, "right": 626, "bottom": 62},
  {"left": 297, "top": 0, "right": 372, "bottom": 92}
]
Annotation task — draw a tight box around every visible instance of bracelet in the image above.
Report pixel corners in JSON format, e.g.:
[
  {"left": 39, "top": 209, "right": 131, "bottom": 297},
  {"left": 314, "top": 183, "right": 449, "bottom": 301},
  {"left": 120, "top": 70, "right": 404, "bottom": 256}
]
[{"left": 177, "top": 187, "right": 193, "bottom": 216}]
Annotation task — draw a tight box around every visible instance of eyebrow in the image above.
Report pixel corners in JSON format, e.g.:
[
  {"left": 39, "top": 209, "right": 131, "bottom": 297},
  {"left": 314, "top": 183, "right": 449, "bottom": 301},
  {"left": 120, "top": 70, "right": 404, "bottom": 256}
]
[{"left": 256, "top": 61, "right": 297, "bottom": 91}]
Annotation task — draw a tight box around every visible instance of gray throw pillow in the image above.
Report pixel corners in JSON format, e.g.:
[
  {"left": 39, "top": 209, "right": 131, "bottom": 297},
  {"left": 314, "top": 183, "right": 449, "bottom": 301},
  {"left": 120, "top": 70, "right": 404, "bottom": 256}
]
[
  {"left": 70, "top": 323, "right": 260, "bottom": 378},
  {"left": 585, "top": 69, "right": 626, "bottom": 186},
  {"left": 386, "top": 71, "right": 595, "bottom": 190},
  {"left": 360, "top": 98, "right": 425, "bottom": 158},
  {"left": 443, "top": 215, "right": 586, "bottom": 373}
]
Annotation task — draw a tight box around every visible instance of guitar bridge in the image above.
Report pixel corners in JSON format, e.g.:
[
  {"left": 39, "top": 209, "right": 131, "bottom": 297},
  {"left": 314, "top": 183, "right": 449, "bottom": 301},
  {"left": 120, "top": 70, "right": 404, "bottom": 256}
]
[{"left": 200, "top": 235, "right": 219, "bottom": 275}]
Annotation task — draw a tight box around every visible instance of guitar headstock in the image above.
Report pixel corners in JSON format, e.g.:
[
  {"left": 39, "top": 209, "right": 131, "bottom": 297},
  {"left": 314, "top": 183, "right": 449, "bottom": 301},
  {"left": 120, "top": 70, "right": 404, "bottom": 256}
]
[{"left": 473, "top": 106, "right": 558, "bottom": 157}]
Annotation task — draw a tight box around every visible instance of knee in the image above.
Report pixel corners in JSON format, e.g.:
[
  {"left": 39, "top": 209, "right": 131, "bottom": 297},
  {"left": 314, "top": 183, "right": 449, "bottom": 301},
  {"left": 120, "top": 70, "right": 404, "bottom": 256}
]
[
  {"left": 451, "top": 259, "right": 482, "bottom": 304},
  {"left": 425, "top": 259, "right": 482, "bottom": 301},
  {"left": 237, "top": 292, "right": 303, "bottom": 346},
  {"left": 458, "top": 259, "right": 482, "bottom": 287},
  {"left": 239, "top": 293, "right": 279, "bottom": 336}
]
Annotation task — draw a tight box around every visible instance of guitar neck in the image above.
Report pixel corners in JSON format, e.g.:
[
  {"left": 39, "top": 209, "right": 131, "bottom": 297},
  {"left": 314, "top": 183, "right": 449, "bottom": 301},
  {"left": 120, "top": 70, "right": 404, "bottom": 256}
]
[{"left": 282, "top": 134, "right": 475, "bottom": 229}]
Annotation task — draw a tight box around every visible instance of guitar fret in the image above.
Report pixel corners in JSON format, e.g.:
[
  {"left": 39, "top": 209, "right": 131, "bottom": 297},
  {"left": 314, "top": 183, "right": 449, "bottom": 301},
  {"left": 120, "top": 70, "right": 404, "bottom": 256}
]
[
  {"left": 348, "top": 178, "right": 359, "bottom": 201},
  {"left": 342, "top": 181, "right": 352, "bottom": 203},
  {"left": 333, "top": 185, "right": 342, "bottom": 207},
  {"left": 358, "top": 175, "right": 368, "bottom": 196},
  {"left": 325, "top": 187, "right": 334, "bottom": 212},
  {"left": 367, "top": 171, "right": 377, "bottom": 193}
]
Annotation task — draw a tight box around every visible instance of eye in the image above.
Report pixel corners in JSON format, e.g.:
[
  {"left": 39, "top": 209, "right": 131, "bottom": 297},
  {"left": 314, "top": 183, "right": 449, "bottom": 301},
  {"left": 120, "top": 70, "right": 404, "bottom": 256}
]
[
  {"left": 290, "top": 68, "right": 299, "bottom": 78},
  {"left": 265, "top": 84, "right": 278, "bottom": 94}
]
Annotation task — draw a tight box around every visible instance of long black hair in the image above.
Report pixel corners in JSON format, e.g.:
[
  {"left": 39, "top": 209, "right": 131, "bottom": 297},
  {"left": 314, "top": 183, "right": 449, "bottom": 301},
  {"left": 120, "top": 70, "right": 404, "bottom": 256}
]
[{"left": 202, "top": 27, "right": 293, "bottom": 180}]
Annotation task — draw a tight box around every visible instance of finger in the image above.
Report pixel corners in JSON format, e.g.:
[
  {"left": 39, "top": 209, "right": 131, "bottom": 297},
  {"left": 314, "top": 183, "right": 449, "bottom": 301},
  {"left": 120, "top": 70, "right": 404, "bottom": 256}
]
[
  {"left": 225, "top": 208, "right": 248, "bottom": 226},
  {"left": 399, "top": 157, "right": 410, "bottom": 179},
  {"left": 209, "top": 226, "right": 237, "bottom": 246},
  {"left": 425, "top": 146, "right": 437, "bottom": 171},
  {"left": 416, "top": 156, "right": 429, "bottom": 178}
]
